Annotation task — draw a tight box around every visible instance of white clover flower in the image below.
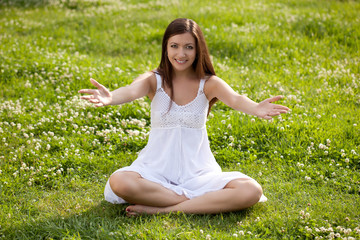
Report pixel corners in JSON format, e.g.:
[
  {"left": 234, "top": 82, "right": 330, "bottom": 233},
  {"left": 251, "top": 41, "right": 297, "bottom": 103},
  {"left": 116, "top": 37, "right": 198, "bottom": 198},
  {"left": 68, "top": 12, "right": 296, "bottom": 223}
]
[
  {"left": 238, "top": 231, "right": 244, "bottom": 236},
  {"left": 251, "top": 118, "right": 255, "bottom": 122},
  {"left": 233, "top": 233, "right": 238, "bottom": 237},
  {"left": 345, "top": 158, "right": 349, "bottom": 163},
  {"left": 305, "top": 176, "right": 311, "bottom": 181},
  {"left": 199, "top": 229, "right": 204, "bottom": 234},
  {"left": 205, "top": 234, "right": 211, "bottom": 240},
  {"left": 319, "top": 143, "right": 327, "bottom": 150},
  {"left": 46, "top": 144, "right": 51, "bottom": 150}
]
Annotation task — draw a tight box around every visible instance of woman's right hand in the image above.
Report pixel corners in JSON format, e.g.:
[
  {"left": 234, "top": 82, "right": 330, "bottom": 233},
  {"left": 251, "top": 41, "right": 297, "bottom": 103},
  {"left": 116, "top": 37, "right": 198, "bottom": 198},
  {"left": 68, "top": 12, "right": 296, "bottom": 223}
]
[{"left": 78, "top": 78, "right": 112, "bottom": 107}]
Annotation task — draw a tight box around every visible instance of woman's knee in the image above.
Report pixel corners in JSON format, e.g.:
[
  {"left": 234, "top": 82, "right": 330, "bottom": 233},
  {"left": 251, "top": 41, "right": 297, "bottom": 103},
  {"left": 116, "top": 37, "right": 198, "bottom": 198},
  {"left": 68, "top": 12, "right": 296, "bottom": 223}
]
[
  {"left": 230, "top": 179, "right": 263, "bottom": 204},
  {"left": 109, "top": 172, "right": 139, "bottom": 198},
  {"left": 247, "top": 180, "right": 263, "bottom": 202}
]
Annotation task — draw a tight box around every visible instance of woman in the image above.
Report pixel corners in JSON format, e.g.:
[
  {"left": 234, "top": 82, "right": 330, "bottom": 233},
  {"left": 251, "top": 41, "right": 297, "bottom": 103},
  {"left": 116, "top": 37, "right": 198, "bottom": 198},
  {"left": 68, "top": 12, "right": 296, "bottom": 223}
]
[{"left": 79, "top": 18, "right": 289, "bottom": 215}]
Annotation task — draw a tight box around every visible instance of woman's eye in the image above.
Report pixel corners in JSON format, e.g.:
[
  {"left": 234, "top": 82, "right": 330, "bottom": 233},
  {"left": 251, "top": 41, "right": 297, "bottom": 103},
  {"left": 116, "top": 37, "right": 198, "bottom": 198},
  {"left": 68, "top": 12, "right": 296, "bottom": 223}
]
[
  {"left": 170, "top": 44, "right": 177, "bottom": 48},
  {"left": 187, "top": 45, "right": 194, "bottom": 49}
]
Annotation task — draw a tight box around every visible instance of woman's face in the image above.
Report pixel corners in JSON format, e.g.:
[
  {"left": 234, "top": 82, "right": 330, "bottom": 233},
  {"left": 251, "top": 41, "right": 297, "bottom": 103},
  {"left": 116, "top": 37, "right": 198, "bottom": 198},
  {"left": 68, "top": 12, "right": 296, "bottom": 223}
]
[{"left": 167, "top": 32, "right": 196, "bottom": 73}]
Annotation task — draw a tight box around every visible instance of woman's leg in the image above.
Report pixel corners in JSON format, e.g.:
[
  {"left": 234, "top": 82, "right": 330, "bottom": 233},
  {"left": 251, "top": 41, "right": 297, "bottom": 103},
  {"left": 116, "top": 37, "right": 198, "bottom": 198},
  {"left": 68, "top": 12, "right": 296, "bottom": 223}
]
[
  {"left": 109, "top": 171, "right": 188, "bottom": 207},
  {"left": 126, "top": 178, "right": 263, "bottom": 215}
]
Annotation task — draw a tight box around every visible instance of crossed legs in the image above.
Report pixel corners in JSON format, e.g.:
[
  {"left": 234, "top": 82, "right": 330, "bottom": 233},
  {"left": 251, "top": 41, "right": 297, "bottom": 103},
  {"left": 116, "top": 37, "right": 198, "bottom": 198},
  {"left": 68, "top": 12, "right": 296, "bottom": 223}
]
[{"left": 109, "top": 171, "right": 263, "bottom": 215}]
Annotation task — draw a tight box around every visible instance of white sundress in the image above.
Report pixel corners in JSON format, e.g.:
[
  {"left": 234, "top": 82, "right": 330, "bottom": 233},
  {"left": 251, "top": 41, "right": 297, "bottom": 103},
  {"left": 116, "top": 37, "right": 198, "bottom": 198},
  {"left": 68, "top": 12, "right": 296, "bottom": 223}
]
[{"left": 104, "top": 73, "right": 267, "bottom": 204}]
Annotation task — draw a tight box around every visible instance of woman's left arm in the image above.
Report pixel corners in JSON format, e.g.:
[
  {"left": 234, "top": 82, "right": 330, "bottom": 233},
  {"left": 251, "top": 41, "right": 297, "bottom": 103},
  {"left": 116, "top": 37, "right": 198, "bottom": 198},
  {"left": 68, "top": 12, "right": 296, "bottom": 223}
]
[{"left": 204, "top": 76, "right": 290, "bottom": 120}]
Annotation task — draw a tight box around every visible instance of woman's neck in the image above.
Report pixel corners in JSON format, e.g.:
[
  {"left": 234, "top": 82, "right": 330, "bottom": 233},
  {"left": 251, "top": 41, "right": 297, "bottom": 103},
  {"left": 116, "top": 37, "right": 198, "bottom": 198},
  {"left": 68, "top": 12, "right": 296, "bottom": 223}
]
[{"left": 172, "top": 68, "right": 197, "bottom": 81}]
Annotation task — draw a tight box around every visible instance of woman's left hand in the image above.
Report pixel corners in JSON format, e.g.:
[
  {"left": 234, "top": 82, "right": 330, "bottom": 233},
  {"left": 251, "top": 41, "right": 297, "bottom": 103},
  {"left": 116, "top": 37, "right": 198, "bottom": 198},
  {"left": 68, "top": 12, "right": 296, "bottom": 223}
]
[{"left": 255, "top": 96, "right": 290, "bottom": 120}]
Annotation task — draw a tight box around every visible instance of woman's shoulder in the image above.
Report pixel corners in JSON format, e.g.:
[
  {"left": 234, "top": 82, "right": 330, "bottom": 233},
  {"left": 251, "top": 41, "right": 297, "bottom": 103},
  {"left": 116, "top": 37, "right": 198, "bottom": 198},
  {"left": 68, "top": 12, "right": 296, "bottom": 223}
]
[
  {"left": 204, "top": 75, "right": 224, "bottom": 86},
  {"left": 133, "top": 71, "right": 157, "bottom": 85},
  {"left": 204, "top": 75, "right": 230, "bottom": 99},
  {"left": 132, "top": 71, "right": 157, "bottom": 97}
]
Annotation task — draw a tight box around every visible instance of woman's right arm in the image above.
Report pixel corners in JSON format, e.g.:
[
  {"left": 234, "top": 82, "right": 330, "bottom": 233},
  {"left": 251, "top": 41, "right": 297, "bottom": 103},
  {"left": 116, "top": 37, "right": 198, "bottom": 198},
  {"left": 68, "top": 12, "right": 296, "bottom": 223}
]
[{"left": 78, "top": 71, "right": 156, "bottom": 107}]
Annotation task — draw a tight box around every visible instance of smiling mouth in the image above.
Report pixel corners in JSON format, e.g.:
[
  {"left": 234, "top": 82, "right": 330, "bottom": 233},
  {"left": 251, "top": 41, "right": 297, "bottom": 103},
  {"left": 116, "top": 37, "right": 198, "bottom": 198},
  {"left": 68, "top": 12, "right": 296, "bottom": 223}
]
[{"left": 175, "top": 59, "right": 187, "bottom": 64}]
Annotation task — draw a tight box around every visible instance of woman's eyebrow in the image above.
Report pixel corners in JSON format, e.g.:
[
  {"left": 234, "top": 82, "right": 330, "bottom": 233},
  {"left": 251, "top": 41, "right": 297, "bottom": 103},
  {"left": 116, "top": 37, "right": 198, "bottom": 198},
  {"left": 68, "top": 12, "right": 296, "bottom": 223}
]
[{"left": 169, "top": 42, "right": 194, "bottom": 45}]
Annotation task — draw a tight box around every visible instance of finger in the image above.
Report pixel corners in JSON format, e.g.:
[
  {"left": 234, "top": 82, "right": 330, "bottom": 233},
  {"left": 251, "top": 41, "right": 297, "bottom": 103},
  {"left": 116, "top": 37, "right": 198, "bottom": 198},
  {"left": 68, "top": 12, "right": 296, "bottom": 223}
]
[
  {"left": 267, "top": 111, "right": 281, "bottom": 116},
  {"left": 95, "top": 103, "right": 104, "bottom": 107},
  {"left": 267, "top": 95, "right": 283, "bottom": 103},
  {"left": 78, "top": 89, "right": 97, "bottom": 94},
  {"left": 80, "top": 95, "right": 95, "bottom": 100},
  {"left": 90, "top": 78, "right": 105, "bottom": 90},
  {"left": 274, "top": 105, "right": 290, "bottom": 111},
  {"left": 263, "top": 115, "right": 273, "bottom": 120},
  {"left": 89, "top": 99, "right": 100, "bottom": 103},
  {"left": 278, "top": 109, "right": 288, "bottom": 114}
]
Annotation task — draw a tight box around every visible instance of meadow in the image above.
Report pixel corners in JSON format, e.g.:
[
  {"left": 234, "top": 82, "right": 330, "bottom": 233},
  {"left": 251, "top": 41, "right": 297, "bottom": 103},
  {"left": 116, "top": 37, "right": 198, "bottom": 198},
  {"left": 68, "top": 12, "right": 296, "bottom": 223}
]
[{"left": 0, "top": 0, "right": 359, "bottom": 239}]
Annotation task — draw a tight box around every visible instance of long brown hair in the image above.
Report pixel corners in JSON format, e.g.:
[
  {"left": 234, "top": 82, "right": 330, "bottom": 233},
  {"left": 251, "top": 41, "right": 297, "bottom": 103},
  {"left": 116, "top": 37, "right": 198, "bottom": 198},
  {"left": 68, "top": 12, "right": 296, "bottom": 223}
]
[{"left": 156, "top": 18, "right": 218, "bottom": 114}]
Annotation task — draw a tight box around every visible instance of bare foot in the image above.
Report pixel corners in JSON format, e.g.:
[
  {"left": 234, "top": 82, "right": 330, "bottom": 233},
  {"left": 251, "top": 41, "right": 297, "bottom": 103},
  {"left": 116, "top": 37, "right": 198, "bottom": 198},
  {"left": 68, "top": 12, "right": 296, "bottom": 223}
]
[{"left": 126, "top": 205, "right": 168, "bottom": 216}]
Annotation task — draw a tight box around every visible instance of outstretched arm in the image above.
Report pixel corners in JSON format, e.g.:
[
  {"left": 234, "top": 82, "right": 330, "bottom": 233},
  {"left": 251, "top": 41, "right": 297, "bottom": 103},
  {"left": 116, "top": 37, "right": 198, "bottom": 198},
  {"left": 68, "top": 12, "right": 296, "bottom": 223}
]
[
  {"left": 78, "top": 71, "right": 156, "bottom": 107},
  {"left": 204, "top": 76, "right": 290, "bottom": 120}
]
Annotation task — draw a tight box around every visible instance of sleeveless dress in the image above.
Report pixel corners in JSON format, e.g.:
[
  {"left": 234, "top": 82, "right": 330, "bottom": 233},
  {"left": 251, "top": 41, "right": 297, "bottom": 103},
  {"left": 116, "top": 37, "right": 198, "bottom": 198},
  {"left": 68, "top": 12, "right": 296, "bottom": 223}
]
[{"left": 104, "top": 73, "right": 267, "bottom": 204}]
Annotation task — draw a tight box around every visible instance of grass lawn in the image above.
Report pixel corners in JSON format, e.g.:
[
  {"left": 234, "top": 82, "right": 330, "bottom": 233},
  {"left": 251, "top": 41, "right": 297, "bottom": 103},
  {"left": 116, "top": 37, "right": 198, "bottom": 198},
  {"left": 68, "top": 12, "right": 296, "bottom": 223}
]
[{"left": 0, "top": 0, "right": 359, "bottom": 239}]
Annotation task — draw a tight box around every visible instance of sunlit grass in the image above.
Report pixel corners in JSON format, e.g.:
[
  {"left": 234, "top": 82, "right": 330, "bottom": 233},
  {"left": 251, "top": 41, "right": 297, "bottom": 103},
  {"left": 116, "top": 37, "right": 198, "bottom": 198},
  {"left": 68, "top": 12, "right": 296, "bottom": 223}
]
[{"left": 0, "top": 0, "right": 359, "bottom": 239}]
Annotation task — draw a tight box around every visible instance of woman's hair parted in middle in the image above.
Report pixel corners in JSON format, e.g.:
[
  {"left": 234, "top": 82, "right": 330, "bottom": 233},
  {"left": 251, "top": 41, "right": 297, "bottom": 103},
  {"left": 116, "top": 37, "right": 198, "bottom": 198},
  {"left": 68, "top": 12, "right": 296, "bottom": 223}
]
[{"left": 156, "top": 18, "right": 218, "bottom": 113}]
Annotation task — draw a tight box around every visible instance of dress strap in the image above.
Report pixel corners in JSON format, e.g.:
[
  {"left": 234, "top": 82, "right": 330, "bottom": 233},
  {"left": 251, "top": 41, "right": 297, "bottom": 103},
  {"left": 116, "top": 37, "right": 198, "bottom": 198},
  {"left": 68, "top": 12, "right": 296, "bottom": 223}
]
[
  {"left": 154, "top": 72, "right": 162, "bottom": 90},
  {"left": 198, "top": 79, "right": 206, "bottom": 94}
]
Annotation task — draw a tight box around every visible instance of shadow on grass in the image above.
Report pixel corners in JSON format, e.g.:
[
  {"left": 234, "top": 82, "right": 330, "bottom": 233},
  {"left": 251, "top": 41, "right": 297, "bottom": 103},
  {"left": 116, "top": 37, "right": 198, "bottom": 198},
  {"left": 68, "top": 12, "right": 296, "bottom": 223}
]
[{"left": 4, "top": 200, "right": 262, "bottom": 239}]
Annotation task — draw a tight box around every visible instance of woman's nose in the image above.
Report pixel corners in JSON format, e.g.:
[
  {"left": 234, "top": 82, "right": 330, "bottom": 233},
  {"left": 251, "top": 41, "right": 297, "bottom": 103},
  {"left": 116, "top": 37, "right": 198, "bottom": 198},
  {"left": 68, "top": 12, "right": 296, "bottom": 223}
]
[{"left": 178, "top": 48, "right": 186, "bottom": 57}]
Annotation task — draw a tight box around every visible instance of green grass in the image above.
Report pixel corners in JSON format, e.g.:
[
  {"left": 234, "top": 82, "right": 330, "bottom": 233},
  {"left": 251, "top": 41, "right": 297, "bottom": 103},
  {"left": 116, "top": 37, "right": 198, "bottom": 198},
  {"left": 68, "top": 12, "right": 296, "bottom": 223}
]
[{"left": 1, "top": 0, "right": 359, "bottom": 239}]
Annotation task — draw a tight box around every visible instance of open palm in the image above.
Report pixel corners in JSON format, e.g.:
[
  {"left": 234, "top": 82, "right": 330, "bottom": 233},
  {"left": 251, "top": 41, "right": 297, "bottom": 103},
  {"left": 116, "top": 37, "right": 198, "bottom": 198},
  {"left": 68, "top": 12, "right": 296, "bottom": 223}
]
[
  {"left": 78, "top": 78, "right": 112, "bottom": 107},
  {"left": 255, "top": 96, "right": 289, "bottom": 120}
]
